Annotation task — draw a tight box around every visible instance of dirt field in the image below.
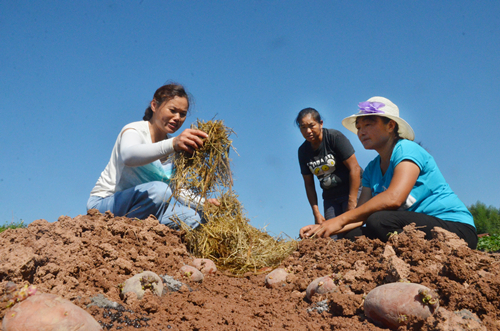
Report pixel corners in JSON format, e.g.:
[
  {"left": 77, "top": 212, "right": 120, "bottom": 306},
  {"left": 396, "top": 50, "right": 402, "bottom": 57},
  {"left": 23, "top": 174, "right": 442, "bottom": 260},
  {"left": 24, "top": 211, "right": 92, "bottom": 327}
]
[{"left": 1, "top": 210, "right": 499, "bottom": 330}]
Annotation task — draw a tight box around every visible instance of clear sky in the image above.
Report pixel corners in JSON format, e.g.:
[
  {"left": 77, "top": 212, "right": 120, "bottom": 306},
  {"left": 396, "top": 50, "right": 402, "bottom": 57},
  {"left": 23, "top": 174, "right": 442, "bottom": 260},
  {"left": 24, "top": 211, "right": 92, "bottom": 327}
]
[{"left": 1, "top": 1, "right": 499, "bottom": 238}]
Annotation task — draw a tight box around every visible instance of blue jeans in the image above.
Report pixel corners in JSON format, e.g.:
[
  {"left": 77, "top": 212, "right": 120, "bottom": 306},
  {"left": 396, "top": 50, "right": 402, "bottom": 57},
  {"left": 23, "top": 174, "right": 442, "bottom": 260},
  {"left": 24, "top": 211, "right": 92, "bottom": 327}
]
[
  {"left": 324, "top": 196, "right": 349, "bottom": 240},
  {"left": 324, "top": 196, "right": 349, "bottom": 220},
  {"left": 87, "top": 181, "right": 203, "bottom": 229}
]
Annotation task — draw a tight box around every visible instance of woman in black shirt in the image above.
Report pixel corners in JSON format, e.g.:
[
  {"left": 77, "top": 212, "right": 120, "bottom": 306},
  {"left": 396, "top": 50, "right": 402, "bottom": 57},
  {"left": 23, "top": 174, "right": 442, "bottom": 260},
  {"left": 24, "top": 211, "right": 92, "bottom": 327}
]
[{"left": 296, "top": 108, "right": 362, "bottom": 238}]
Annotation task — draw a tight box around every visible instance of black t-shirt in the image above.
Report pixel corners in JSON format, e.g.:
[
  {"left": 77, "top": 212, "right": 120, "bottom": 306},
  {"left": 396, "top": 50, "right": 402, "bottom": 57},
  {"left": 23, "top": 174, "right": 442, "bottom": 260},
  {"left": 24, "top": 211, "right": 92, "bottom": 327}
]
[{"left": 298, "top": 128, "right": 355, "bottom": 200}]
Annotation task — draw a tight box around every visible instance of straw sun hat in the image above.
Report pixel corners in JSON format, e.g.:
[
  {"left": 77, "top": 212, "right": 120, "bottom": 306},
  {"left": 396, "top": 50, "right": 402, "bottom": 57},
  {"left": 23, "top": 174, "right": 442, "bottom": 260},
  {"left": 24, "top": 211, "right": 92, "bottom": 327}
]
[{"left": 341, "top": 96, "right": 415, "bottom": 141}]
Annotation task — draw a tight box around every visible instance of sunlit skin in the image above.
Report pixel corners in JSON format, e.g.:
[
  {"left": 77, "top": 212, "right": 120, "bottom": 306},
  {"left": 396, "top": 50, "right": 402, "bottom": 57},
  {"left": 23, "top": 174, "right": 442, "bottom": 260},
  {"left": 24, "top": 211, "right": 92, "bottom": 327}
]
[
  {"left": 356, "top": 117, "right": 402, "bottom": 174},
  {"left": 356, "top": 117, "right": 395, "bottom": 160},
  {"left": 150, "top": 96, "right": 189, "bottom": 137},
  {"left": 299, "top": 114, "right": 323, "bottom": 150},
  {"left": 149, "top": 96, "right": 202, "bottom": 150},
  {"left": 299, "top": 116, "right": 420, "bottom": 239},
  {"left": 149, "top": 96, "right": 220, "bottom": 207}
]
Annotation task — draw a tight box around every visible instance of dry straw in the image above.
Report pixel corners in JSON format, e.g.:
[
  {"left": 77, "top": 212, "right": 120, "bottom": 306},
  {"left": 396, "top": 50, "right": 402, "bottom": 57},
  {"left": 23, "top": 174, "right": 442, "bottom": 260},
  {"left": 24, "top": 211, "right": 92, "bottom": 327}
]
[{"left": 170, "top": 119, "right": 298, "bottom": 274}]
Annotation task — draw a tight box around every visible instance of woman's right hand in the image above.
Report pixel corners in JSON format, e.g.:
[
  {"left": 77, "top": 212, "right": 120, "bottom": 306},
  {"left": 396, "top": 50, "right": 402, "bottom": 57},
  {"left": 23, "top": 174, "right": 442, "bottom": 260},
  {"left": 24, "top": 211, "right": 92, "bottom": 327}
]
[
  {"left": 300, "top": 217, "right": 344, "bottom": 239},
  {"left": 300, "top": 224, "right": 324, "bottom": 239},
  {"left": 173, "top": 129, "right": 208, "bottom": 154},
  {"left": 206, "top": 198, "right": 220, "bottom": 207}
]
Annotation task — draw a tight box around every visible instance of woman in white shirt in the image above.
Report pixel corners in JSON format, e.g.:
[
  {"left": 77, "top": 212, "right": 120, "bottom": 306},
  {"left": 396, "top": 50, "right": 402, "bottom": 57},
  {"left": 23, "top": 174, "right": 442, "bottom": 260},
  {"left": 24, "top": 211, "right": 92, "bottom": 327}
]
[{"left": 87, "top": 83, "right": 219, "bottom": 229}]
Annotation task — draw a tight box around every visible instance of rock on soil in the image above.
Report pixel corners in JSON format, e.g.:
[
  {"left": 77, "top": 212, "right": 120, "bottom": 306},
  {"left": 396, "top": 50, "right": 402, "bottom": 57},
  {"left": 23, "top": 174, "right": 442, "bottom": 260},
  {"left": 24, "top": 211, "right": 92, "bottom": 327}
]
[{"left": 1, "top": 210, "right": 500, "bottom": 330}]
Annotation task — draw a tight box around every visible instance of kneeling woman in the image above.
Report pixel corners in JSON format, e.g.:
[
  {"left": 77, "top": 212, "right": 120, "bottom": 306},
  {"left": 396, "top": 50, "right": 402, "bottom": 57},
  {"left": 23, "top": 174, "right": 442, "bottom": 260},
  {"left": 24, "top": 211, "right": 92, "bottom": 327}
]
[
  {"left": 300, "top": 97, "right": 477, "bottom": 249},
  {"left": 87, "top": 83, "right": 219, "bottom": 229}
]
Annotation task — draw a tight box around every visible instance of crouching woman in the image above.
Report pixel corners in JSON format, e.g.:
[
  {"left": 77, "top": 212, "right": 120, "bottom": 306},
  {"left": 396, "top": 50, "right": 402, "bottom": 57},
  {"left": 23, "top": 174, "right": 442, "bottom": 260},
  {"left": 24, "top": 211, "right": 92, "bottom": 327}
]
[
  {"left": 87, "top": 83, "right": 219, "bottom": 229},
  {"left": 300, "top": 97, "right": 477, "bottom": 249}
]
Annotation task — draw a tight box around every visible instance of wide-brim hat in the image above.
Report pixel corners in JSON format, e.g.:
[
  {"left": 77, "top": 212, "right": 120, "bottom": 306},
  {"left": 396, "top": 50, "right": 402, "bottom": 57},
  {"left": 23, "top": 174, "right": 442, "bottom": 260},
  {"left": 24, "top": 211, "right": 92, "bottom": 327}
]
[{"left": 341, "top": 96, "right": 415, "bottom": 141}]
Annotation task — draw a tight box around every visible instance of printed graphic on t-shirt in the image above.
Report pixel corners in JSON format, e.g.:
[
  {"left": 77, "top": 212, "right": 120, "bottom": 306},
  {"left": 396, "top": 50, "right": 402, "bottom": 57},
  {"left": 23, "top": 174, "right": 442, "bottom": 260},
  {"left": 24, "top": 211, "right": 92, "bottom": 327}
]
[{"left": 307, "top": 154, "right": 342, "bottom": 190}]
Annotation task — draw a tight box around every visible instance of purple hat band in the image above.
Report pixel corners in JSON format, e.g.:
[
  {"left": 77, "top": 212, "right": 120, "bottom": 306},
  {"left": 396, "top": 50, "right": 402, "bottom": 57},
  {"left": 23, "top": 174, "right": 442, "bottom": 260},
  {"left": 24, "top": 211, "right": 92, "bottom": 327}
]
[{"left": 358, "top": 101, "right": 385, "bottom": 114}]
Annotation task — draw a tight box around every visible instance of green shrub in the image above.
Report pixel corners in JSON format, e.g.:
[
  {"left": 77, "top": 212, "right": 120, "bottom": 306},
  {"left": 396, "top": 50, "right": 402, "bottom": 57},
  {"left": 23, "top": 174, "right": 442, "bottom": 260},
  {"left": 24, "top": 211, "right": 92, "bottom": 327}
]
[
  {"left": 469, "top": 201, "right": 500, "bottom": 235},
  {"left": 0, "top": 220, "right": 26, "bottom": 234},
  {"left": 477, "top": 234, "right": 500, "bottom": 252}
]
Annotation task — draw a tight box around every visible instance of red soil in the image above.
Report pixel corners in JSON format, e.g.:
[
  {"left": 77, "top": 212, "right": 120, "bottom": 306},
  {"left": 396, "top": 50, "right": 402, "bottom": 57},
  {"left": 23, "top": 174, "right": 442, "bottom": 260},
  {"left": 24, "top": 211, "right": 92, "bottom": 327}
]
[{"left": 1, "top": 210, "right": 499, "bottom": 330}]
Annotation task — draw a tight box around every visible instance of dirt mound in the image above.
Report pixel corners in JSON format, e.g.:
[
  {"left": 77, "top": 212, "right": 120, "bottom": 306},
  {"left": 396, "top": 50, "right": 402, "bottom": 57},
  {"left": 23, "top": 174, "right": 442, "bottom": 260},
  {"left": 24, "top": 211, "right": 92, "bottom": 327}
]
[{"left": 1, "top": 210, "right": 499, "bottom": 330}]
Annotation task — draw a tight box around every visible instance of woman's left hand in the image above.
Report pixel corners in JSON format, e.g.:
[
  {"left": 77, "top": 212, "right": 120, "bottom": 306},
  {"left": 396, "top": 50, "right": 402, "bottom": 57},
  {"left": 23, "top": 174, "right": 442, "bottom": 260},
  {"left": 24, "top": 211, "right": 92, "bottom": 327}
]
[
  {"left": 300, "top": 218, "right": 343, "bottom": 239},
  {"left": 299, "top": 224, "right": 323, "bottom": 238}
]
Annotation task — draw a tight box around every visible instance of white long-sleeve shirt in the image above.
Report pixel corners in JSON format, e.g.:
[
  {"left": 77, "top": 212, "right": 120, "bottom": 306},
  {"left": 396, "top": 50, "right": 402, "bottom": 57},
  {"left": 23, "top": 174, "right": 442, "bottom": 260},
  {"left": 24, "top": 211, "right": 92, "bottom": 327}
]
[{"left": 90, "top": 120, "right": 204, "bottom": 207}]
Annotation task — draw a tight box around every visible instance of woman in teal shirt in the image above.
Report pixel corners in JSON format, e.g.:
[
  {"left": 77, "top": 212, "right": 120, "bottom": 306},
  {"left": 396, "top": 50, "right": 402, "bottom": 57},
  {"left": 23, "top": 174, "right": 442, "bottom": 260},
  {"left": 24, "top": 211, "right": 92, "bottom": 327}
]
[{"left": 300, "top": 96, "right": 477, "bottom": 249}]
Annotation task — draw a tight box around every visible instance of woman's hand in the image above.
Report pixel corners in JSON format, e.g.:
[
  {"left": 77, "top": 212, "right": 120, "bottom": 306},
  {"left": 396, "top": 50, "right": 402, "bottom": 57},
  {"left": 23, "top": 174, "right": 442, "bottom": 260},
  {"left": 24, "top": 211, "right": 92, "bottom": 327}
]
[
  {"left": 206, "top": 198, "right": 220, "bottom": 207},
  {"left": 300, "top": 218, "right": 343, "bottom": 239},
  {"left": 300, "top": 224, "right": 323, "bottom": 239},
  {"left": 173, "top": 129, "right": 208, "bottom": 154}
]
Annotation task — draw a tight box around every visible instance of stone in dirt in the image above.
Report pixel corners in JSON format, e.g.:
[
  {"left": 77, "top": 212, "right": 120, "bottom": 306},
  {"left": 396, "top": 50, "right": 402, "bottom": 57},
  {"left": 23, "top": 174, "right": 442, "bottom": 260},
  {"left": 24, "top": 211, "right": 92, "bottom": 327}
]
[
  {"left": 1, "top": 212, "right": 499, "bottom": 330},
  {"left": 161, "top": 275, "right": 189, "bottom": 293},
  {"left": 87, "top": 293, "right": 122, "bottom": 309}
]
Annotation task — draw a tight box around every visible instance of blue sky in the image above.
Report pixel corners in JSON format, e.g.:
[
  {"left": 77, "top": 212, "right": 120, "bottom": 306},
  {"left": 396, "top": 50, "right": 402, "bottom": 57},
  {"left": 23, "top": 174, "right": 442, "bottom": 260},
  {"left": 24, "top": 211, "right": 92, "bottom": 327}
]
[{"left": 1, "top": 1, "right": 499, "bottom": 238}]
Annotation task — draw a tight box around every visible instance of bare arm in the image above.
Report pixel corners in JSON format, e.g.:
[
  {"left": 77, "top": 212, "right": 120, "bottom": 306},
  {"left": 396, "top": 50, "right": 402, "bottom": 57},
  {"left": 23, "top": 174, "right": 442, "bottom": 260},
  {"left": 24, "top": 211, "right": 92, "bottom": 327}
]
[
  {"left": 342, "top": 154, "right": 362, "bottom": 211},
  {"left": 300, "top": 160, "right": 420, "bottom": 238},
  {"left": 302, "top": 174, "right": 325, "bottom": 225}
]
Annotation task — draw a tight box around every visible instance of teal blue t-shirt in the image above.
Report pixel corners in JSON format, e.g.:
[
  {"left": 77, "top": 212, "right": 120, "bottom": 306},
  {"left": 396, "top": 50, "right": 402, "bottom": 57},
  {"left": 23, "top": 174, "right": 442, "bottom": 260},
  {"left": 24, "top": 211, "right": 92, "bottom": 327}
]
[{"left": 362, "top": 140, "right": 475, "bottom": 228}]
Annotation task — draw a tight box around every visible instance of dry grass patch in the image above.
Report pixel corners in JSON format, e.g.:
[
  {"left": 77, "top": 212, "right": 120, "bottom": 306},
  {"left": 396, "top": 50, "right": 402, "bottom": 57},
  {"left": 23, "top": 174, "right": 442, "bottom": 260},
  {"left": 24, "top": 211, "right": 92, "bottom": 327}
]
[{"left": 170, "top": 119, "right": 297, "bottom": 274}]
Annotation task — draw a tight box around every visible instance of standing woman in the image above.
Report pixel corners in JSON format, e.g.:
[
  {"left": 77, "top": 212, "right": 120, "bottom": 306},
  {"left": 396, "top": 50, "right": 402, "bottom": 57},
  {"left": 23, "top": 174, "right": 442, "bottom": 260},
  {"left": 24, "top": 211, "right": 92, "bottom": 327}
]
[
  {"left": 300, "top": 97, "right": 477, "bottom": 249},
  {"left": 296, "top": 108, "right": 362, "bottom": 237},
  {"left": 87, "top": 83, "right": 219, "bottom": 229}
]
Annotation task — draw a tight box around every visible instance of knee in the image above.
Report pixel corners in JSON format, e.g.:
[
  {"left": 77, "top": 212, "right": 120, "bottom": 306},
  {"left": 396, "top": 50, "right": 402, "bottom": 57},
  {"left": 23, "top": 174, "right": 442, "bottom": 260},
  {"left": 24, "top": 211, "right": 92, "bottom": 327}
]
[
  {"left": 364, "top": 211, "right": 388, "bottom": 230},
  {"left": 142, "top": 181, "right": 172, "bottom": 206},
  {"left": 342, "top": 227, "right": 363, "bottom": 241},
  {"left": 364, "top": 210, "right": 402, "bottom": 241}
]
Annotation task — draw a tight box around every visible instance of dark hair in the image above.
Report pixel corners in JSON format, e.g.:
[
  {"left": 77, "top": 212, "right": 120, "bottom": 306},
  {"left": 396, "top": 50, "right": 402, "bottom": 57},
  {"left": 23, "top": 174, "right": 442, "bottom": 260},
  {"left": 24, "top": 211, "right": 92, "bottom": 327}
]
[
  {"left": 295, "top": 107, "right": 322, "bottom": 128},
  {"left": 383, "top": 117, "right": 401, "bottom": 142},
  {"left": 143, "top": 83, "right": 191, "bottom": 121}
]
